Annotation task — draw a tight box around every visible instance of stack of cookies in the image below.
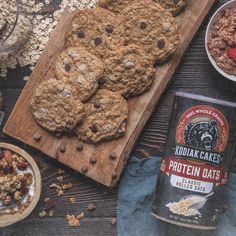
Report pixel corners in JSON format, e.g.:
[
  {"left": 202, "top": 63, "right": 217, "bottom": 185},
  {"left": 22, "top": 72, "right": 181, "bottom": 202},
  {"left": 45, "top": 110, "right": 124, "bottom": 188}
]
[{"left": 31, "top": 0, "right": 187, "bottom": 144}]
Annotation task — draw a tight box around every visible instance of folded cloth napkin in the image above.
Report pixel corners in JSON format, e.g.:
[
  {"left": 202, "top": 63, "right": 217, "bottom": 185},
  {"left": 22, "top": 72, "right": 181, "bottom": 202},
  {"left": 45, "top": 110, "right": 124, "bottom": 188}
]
[{"left": 118, "top": 156, "right": 236, "bottom": 236}]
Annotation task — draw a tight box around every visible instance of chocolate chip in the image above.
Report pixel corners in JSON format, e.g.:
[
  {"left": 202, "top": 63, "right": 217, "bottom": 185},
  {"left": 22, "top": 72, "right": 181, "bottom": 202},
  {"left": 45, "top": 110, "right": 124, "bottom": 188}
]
[
  {"left": 94, "top": 37, "right": 102, "bottom": 46},
  {"left": 64, "top": 64, "right": 71, "bottom": 73},
  {"left": 77, "top": 30, "right": 85, "bottom": 38},
  {"left": 111, "top": 218, "right": 117, "bottom": 225},
  {"left": 109, "top": 152, "right": 117, "bottom": 161},
  {"left": 33, "top": 133, "right": 41, "bottom": 141},
  {"left": 90, "top": 157, "right": 97, "bottom": 165},
  {"left": 105, "top": 25, "right": 114, "bottom": 34},
  {"left": 81, "top": 166, "right": 88, "bottom": 173},
  {"left": 55, "top": 132, "right": 62, "bottom": 139},
  {"left": 94, "top": 101, "right": 101, "bottom": 109},
  {"left": 90, "top": 124, "right": 98, "bottom": 133},
  {"left": 139, "top": 21, "right": 147, "bottom": 30},
  {"left": 98, "top": 78, "right": 105, "bottom": 86},
  {"left": 76, "top": 143, "right": 84, "bottom": 152},
  {"left": 0, "top": 149, "right": 4, "bottom": 159},
  {"left": 59, "top": 145, "right": 66, "bottom": 153},
  {"left": 173, "top": 0, "right": 180, "bottom": 4},
  {"left": 112, "top": 173, "right": 118, "bottom": 180},
  {"left": 88, "top": 203, "right": 96, "bottom": 211},
  {"left": 157, "top": 39, "right": 166, "bottom": 49}
]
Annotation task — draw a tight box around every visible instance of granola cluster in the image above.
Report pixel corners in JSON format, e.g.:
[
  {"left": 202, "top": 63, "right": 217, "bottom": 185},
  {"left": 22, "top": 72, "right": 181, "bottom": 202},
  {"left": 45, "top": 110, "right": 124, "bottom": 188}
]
[{"left": 0, "top": 149, "right": 33, "bottom": 207}]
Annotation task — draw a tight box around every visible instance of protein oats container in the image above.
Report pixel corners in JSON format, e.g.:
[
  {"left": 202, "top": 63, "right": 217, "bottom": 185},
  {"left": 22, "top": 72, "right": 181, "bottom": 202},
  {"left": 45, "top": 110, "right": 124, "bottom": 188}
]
[{"left": 152, "top": 92, "right": 236, "bottom": 230}]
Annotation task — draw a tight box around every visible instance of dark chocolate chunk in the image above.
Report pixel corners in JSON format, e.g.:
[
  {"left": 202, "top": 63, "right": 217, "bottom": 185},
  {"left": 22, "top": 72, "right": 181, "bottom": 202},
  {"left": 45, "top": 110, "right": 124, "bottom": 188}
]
[
  {"left": 81, "top": 166, "right": 88, "bottom": 173},
  {"left": 64, "top": 64, "right": 71, "bottom": 73},
  {"left": 111, "top": 218, "right": 117, "bottom": 225},
  {"left": 109, "top": 152, "right": 117, "bottom": 161},
  {"left": 76, "top": 143, "right": 84, "bottom": 152},
  {"left": 77, "top": 30, "right": 85, "bottom": 38},
  {"left": 33, "top": 133, "right": 41, "bottom": 141},
  {"left": 90, "top": 124, "right": 98, "bottom": 133},
  {"left": 88, "top": 203, "right": 96, "bottom": 211},
  {"left": 112, "top": 173, "right": 118, "bottom": 180},
  {"left": 105, "top": 25, "right": 114, "bottom": 34},
  {"left": 98, "top": 78, "right": 105, "bottom": 86},
  {"left": 94, "top": 101, "right": 101, "bottom": 109},
  {"left": 59, "top": 145, "right": 66, "bottom": 153},
  {"left": 90, "top": 157, "right": 97, "bottom": 165},
  {"left": 173, "top": 0, "right": 180, "bottom": 4},
  {"left": 94, "top": 37, "right": 103, "bottom": 46},
  {"left": 139, "top": 21, "right": 147, "bottom": 30},
  {"left": 157, "top": 39, "right": 166, "bottom": 49}
]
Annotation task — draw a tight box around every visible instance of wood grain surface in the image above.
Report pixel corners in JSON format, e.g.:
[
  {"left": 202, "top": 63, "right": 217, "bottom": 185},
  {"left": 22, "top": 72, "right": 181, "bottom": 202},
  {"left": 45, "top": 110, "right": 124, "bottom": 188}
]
[
  {"left": 4, "top": 0, "right": 216, "bottom": 187},
  {"left": 1, "top": 0, "right": 236, "bottom": 235}
]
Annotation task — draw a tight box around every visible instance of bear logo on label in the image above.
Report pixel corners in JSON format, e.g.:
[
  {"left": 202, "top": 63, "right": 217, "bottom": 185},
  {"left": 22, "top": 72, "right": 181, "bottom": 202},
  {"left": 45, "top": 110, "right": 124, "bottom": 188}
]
[{"left": 184, "top": 120, "right": 220, "bottom": 151}]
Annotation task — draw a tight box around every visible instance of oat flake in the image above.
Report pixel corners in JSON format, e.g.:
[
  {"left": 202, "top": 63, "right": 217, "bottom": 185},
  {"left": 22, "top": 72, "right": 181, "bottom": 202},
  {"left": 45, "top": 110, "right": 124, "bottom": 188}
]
[{"left": 0, "top": 0, "right": 98, "bottom": 78}]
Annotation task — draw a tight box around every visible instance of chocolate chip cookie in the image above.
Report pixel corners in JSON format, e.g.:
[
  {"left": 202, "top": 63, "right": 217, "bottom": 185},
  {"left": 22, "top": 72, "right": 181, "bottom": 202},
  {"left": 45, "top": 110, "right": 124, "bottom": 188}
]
[
  {"left": 99, "top": 0, "right": 131, "bottom": 13},
  {"left": 55, "top": 47, "right": 104, "bottom": 101},
  {"left": 75, "top": 89, "right": 128, "bottom": 143},
  {"left": 154, "top": 0, "right": 187, "bottom": 16},
  {"left": 66, "top": 7, "right": 125, "bottom": 59},
  {"left": 99, "top": 45, "right": 155, "bottom": 97},
  {"left": 123, "top": 0, "right": 180, "bottom": 64},
  {"left": 31, "top": 79, "right": 85, "bottom": 133}
]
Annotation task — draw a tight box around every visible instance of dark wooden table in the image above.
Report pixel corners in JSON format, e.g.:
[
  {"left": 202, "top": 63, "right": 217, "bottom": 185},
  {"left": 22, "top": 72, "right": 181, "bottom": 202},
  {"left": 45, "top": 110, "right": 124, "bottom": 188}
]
[{"left": 1, "top": 0, "right": 236, "bottom": 235}]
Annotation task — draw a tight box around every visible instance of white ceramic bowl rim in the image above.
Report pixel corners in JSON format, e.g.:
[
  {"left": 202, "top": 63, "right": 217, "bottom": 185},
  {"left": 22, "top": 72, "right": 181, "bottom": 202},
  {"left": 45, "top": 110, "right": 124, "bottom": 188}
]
[{"left": 205, "top": 0, "right": 236, "bottom": 82}]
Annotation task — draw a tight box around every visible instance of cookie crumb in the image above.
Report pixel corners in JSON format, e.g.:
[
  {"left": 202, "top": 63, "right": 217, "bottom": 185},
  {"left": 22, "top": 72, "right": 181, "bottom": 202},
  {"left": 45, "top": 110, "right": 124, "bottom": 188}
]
[
  {"left": 69, "top": 197, "right": 76, "bottom": 204},
  {"left": 56, "top": 176, "right": 64, "bottom": 182},
  {"left": 48, "top": 210, "right": 55, "bottom": 217},
  {"left": 58, "top": 189, "right": 64, "bottom": 196},
  {"left": 57, "top": 168, "right": 66, "bottom": 174},
  {"left": 77, "top": 212, "right": 85, "bottom": 220},
  {"left": 67, "top": 215, "right": 80, "bottom": 227},
  {"left": 88, "top": 203, "right": 96, "bottom": 211},
  {"left": 39, "top": 210, "right": 47, "bottom": 218},
  {"left": 62, "top": 183, "right": 73, "bottom": 190}
]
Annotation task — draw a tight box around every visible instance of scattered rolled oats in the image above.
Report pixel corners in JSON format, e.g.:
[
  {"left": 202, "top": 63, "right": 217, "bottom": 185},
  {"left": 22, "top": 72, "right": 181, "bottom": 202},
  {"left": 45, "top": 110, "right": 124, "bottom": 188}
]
[
  {"left": 69, "top": 197, "right": 76, "bottom": 204},
  {"left": 0, "top": 0, "right": 99, "bottom": 78}
]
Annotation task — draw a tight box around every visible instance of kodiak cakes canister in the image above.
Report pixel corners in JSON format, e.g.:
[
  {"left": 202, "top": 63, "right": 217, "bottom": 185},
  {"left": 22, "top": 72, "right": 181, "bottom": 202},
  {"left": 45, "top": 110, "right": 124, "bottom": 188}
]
[{"left": 152, "top": 92, "right": 236, "bottom": 230}]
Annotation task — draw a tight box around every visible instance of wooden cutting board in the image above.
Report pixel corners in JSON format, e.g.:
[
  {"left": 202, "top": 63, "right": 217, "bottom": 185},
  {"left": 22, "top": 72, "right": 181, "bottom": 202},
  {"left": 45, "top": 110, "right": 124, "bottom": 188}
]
[{"left": 4, "top": 0, "right": 217, "bottom": 187}]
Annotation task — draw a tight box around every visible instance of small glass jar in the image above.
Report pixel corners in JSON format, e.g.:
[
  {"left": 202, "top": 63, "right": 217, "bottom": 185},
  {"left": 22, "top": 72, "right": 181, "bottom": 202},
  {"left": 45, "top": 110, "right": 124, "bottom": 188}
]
[{"left": 0, "top": 0, "right": 33, "bottom": 55}]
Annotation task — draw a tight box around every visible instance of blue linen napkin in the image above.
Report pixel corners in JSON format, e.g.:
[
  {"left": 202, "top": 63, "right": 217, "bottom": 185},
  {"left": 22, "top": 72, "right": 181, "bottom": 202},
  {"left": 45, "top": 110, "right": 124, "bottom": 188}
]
[{"left": 118, "top": 156, "right": 236, "bottom": 236}]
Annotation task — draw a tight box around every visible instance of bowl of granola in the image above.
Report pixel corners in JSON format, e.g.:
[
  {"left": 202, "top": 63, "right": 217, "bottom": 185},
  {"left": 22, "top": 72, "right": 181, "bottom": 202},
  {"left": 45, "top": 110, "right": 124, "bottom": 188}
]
[
  {"left": 0, "top": 143, "right": 41, "bottom": 227},
  {"left": 205, "top": 0, "right": 236, "bottom": 82}
]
